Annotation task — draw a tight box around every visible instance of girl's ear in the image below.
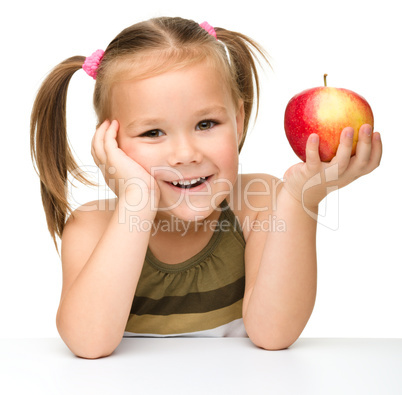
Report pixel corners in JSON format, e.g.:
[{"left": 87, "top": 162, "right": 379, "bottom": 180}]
[{"left": 236, "top": 100, "right": 245, "bottom": 144}]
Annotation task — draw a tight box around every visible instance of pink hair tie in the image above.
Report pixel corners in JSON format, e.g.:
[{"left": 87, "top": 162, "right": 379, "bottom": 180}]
[
  {"left": 199, "top": 21, "right": 217, "bottom": 40},
  {"left": 82, "top": 49, "right": 105, "bottom": 79}
]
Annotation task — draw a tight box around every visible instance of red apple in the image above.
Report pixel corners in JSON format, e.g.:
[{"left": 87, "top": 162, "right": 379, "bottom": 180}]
[{"left": 284, "top": 75, "right": 374, "bottom": 162}]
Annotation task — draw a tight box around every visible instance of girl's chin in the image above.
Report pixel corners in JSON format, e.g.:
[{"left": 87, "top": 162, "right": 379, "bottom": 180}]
[{"left": 155, "top": 205, "right": 216, "bottom": 223}]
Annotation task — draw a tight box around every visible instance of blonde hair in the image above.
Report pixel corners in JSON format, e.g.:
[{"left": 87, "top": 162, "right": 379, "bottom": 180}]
[{"left": 30, "top": 16, "right": 270, "bottom": 249}]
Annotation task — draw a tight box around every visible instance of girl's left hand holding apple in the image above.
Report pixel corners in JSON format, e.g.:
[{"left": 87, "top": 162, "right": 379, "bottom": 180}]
[{"left": 282, "top": 124, "right": 382, "bottom": 210}]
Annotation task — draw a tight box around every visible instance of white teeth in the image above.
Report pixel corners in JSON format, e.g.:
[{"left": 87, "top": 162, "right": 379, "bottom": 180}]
[{"left": 171, "top": 176, "right": 207, "bottom": 186}]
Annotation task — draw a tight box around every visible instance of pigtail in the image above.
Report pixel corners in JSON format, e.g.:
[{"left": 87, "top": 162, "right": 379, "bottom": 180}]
[
  {"left": 215, "top": 28, "right": 270, "bottom": 152},
  {"left": 30, "top": 56, "right": 95, "bottom": 251}
]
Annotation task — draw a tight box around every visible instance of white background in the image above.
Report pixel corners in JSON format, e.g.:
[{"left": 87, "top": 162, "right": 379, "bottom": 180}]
[{"left": 1, "top": 0, "right": 400, "bottom": 339}]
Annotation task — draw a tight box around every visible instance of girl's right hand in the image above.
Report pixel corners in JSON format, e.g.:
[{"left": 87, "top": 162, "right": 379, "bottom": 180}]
[{"left": 91, "top": 120, "right": 160, "bottom": 206}]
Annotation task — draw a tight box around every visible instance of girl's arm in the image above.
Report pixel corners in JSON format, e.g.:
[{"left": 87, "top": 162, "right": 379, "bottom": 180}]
[
  {"left": 56, "top": 194, "right": 154, "bottom": 359},
  {"left": 243, "top": 124, "right": 382, "bottom": 350},
  {"left": 56, "top": 120, "right": 159, "bottom": 359},
  {"left": 242, "top": 188, "right": 318, "bottom": 350}
]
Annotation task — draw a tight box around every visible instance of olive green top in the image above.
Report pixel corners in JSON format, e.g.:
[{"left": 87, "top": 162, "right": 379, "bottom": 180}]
[{"left": 125, "top": 199, "right": 247, "bottom": 337}]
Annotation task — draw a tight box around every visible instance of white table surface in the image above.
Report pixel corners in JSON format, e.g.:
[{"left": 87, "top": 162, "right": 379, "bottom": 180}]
[{"left": 1, "top": 337, "right": 401, "bottom": 395}]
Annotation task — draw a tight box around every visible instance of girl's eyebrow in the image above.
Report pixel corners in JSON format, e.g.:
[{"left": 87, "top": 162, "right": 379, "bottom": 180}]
[
  {"left": 126, "top": 118, "right": 163, "bottom": 130},
  {"left": 193, "top": 105, "right": 228, "bottom": 117},
  {"left": 126, "top": 106, "right": 228, "bottom": 130}
]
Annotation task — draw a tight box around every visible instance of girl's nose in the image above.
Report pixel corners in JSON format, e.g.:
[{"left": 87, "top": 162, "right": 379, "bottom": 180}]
[{"left": 167, "top": 135, "right": 203, "bottom": 166}]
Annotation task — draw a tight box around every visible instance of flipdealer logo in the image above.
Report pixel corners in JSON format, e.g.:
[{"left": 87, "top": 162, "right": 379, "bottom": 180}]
[
  {"left": 128, "top": 214, "right": 287, "bottom": 237},
  {"left": 67, "top": 164, "right": 339, "bottom": 231}
]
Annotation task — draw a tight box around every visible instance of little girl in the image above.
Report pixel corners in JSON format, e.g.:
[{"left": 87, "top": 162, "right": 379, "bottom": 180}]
[{"left": 30, "top": 17, "right": 382, "bottom": 359}]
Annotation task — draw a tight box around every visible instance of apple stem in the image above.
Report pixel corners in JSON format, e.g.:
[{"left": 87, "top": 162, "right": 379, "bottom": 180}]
[{"left": 324, "top": 74, "right": 328, "bottom": 87}]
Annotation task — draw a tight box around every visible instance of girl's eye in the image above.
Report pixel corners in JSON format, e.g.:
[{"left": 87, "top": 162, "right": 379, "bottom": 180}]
[
  {"left": 197, "top": 120, "right": 216, "bottom": 131},
  {"left": 141, "top": 129, "right": 164, "bottom": 138}
]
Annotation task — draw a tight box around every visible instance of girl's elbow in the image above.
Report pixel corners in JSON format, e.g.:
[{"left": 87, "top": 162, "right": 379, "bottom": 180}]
[
  {"left": 249, "top": 335, "right": 296, "bottom": 351},
  {"left": 64, "top": 337, "right": 118, "bottom": 359},
  {"left": 56, "top": 319, "right": 120, "bottom": 359},
  {"left": 246, "top": 324, "right": 299, "bottom": 350},
  {"left": 72, "top": 346, "right": 115, "bottom": 359}
]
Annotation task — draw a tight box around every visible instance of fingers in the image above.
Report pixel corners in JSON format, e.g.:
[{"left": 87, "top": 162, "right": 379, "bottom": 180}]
[
  {"left": 104, "top": 120, "right": 120, "bottom": 156},
  {"left": 331, "top": 127, "right": 354, "bottom": 173},
  {"left": 354, "top": 124, "right": 373, "bottom": 165},
  {"left": 369, "top": 132, "right": 382, "bottom": 170},
  {"left": 354, "top": 124, "right": 382, "bottom": 174},
  {"left": 305, "top": 133, "right": 321, "bottom": 172},
  {"left": 91, "top": 119, "right": 110, "bottom": 165},
  {"left": 91, "top": 120, "right": 120, "bottom": 167}
]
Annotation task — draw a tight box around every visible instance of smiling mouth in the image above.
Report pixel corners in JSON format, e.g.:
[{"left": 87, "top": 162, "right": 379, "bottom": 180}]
[{"left": 168, "top": 176, "right": 211, "bottom": 189}]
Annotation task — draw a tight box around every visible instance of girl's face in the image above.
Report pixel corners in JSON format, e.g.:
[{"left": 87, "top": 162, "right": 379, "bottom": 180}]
[{"left": 111, "top": 61, "right": 244, "bottom": 221}]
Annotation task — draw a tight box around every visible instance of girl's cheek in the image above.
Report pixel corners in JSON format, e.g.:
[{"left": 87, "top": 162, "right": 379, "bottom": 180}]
[
  {"left": 118, "top": 135, "right": 137, "bottom": 156},
  {"left": 121, "top": 142, "right": 153, "bottom": 171},
  {"left": 122, "top": 143, "right": 140, "bottom": 160}
]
